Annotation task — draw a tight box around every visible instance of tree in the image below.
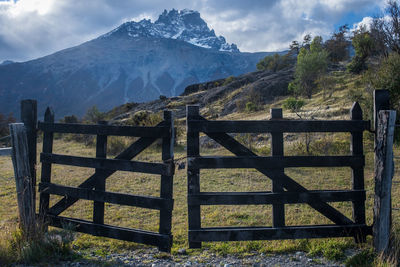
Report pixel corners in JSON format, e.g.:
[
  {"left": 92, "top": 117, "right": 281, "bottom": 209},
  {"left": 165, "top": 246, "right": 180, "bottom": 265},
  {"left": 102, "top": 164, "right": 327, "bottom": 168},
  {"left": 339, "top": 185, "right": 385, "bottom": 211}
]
[
  {"left": 371, "top": 0, "right": 400, "bottom": 55},
  {"left": 256, "top": 53, "right": 293, "bottom": 72},
  {"left": 365, "top": 52, "right": 400, "bottom": 110},
  {"left": 347, "top": 26, "right": 375, "bottom": 73},
  {"left": 84, "top": 106, "right": 106, "bottom": 123},
  {"left": 289, "top": 40, "right": 300, "bottom": 55},
  {"left": 291, "top": 36, "right": 329, "bottom": 98},
  {"left": 325, "top": 24, "right": 350, "bottom": 63}
]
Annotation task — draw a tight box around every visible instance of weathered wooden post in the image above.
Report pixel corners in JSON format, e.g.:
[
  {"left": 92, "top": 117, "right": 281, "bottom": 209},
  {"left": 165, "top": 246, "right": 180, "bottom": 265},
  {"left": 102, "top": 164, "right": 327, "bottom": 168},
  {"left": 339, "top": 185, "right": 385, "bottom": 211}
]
[
  {"left": 270, "top": 108, "right": 285, "bottom": 227},
  {"left": 159, "top": 110, "right": 174, "bottom": 252},
  {"left": 20, "top": 100, "right": 37, "bottom": 211},
  {"left": 350, "top": 102, "right": 366, "bottom": 242},
  {"left": 93, "top": 121, "right": 108, "bottom": 225},
  {"left": 373, "top": 110, "right": 396, "bottom": 254},
  {"left": 374, "top": 90, "right": 390, "bottom": 133},
  {"left": 9, "top": 123, "right": 36, "bottom": 236},
  {"left": 187, "top": 105, "right": 201, "bottom": 248},
  {"left": 39, "top": 107, "right": 54, "bottom": 225}
]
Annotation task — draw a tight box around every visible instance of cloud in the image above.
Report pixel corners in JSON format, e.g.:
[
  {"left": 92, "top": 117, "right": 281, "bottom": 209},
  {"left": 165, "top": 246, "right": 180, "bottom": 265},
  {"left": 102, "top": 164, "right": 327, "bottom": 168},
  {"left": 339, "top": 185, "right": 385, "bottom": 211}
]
[{"left": 0, "top": 0, "right": 383, "bottom": 62}]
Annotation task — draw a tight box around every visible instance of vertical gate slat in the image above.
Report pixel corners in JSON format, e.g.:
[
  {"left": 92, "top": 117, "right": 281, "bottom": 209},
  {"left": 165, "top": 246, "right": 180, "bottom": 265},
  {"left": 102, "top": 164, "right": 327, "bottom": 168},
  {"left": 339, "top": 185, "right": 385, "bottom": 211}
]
[
  {"left": 93, "top": 121, "right": 108, "bottom": 225},
  {"left": 187, "top": 105, "right": 201, "bottom": 248},
  {"left": 159, "top": 111, "right": 174, "bottom": 252},
  {"left": 271, "top": 108, "right": 285, "bottom": 227},
  {"left": 350, "top": 102, "right": 366, "bottom": 242},
  {"left": 39, "top": 108, "right": 55, "bottom": 224}
]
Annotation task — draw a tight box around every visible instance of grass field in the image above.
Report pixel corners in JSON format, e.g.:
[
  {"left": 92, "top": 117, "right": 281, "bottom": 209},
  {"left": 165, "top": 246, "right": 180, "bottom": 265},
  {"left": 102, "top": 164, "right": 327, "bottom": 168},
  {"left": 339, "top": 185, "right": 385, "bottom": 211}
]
[
  {"left": 0, "top": 72, "right": 399, "bottom": 265},
  {"left": 0, "top": 128, "right": 398, "bottom": 263}
]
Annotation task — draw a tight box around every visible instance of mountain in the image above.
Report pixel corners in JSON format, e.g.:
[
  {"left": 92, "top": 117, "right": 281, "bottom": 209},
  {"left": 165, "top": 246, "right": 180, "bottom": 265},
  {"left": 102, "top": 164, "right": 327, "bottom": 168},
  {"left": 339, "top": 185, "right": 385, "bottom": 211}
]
[
  {"left": 0, "top": 9, "right": 272, "bottom": 118},
  {"left": 104, "top": 9, "right": 239, "bottom": 52}
]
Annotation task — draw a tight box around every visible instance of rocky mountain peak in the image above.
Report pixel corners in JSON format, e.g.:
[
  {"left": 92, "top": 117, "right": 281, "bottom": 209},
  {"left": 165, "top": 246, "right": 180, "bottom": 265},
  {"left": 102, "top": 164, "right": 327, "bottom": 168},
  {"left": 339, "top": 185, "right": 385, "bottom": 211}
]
[{"left": 102, "top": 9, "right": 239, "bottom": 52}]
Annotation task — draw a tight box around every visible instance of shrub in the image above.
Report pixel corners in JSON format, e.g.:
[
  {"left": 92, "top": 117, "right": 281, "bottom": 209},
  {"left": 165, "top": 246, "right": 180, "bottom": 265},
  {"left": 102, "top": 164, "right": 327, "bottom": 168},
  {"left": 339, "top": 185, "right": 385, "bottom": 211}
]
[
  {"left": 0, "top": 222, "right": 77, "bottom": 265},
  {"left": 256, "top": 53, "right": 293, "bottom": 72},
  {"left": 283, "top": 97, "right": 305, "bottom": 113},
  {"left": 222, "top": 76, "right": 235, "bottom": 86},
  {"left": 245, "top": 101, "right": 257, "bottom": 112},
  {"left": 125, "top": 111, "right": 163, "bottom": 126},
  {"left": 345, "top": 249, "right": 375, "bottom": 267},
  {"left": 62, "top": 115, "right": 79, "bottom": 124},
  {"left": 84, "top": 105, "right": 106, "bottom": 124},
  {"left": 236, "top": 99, "right": 246, "bottom": 112}
]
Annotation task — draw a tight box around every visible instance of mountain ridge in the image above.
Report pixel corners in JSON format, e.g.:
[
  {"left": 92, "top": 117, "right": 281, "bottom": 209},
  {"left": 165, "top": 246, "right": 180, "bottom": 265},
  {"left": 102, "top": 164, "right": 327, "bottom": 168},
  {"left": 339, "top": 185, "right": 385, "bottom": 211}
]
[{"left": 0, "top": 9, "right": 274, "bottom": 118}]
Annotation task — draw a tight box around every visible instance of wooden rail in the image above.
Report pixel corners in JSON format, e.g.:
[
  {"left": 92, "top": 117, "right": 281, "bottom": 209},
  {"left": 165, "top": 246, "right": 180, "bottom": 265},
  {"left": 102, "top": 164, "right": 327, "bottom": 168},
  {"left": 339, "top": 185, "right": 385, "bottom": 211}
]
[
  {"left": 38, "top": 108, "right": 175, "bottom": 252},
  {"left": 186, "top": 103, "right": 370, "bottom": 248}
]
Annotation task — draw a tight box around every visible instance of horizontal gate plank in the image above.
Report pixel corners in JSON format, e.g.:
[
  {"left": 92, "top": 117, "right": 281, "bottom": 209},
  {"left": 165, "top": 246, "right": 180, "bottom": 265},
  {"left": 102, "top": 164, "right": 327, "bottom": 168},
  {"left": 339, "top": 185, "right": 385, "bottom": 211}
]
[
  {"left": 41, "top": 153, "right": 173, "bottom": 176},
  {"left": 39, "top": 182, "right": 173, "bottom": 210},
  {"left": 188, "top": 156, "right": 364, "bottom": 169},
  {"left": 188, "top": 190, "right": 366, "bottom": 205},
  {"left": 48, "top": 127, "right": 161, "bottom": 216},
  {"left": 189, "top": 224, "right": 372, "bottom": 242},
  {"left": 38, "top": 122, "right": 170, "bottom": 137},
  {"left": 47, "top": 215, "right": 171, "bottom": 248},
  {"left": 198, "top": 121, "right": 354, "bottom": 225},
  {"left": 188, "top": 120, "right": 370, "bottom": 133}
]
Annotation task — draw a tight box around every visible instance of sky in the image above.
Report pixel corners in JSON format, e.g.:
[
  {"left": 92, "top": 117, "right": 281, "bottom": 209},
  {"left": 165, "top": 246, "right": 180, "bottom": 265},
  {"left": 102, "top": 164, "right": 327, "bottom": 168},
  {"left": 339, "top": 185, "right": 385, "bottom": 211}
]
[{"left": 0, "top": 0, "right": 386, "bottom": 62}]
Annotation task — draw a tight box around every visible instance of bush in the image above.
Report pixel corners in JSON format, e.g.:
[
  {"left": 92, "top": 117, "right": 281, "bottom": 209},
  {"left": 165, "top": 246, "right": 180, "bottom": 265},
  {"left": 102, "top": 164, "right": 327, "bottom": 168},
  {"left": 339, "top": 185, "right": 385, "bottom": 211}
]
[
  {"left": 0, "top": 222, "right": 77, "bottom": 265},
  {"left": 256, "top": 53, "right": 293, "bottom": 72},
  {"left": 222, "top": 76, "right": 235, "bottom": 86},
  {"left": 84, "top": 105, "right": 106, "bottom": 124},
  {"left": 283, "top": 97, "right": 305, "bottom": 113},
  {"left": 124, "top": 111, "right": 163, "bottom": 126},
  {"left": 345, "top": 249, "right": 375, "bottom": 267},
  {"left": 245, "top": 101, "right": 257, "bottom": 112}
]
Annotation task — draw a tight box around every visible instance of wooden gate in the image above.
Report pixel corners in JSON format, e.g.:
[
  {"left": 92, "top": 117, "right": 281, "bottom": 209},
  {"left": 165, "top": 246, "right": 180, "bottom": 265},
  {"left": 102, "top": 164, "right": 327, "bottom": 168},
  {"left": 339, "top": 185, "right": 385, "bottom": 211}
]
[
  {"left": 186, "top": 103, "right": 372, "bottom": 248},
  {"left": 38, "top": 108, "right": 175, "bottom": 252}
]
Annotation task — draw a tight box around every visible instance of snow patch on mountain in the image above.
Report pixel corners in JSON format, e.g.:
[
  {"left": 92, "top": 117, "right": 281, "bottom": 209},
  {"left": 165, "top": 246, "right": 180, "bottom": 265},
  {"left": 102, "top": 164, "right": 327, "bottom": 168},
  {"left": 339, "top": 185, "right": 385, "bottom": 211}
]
[{"left": 101, "top": 9, "right": 239, "bottom": 52}]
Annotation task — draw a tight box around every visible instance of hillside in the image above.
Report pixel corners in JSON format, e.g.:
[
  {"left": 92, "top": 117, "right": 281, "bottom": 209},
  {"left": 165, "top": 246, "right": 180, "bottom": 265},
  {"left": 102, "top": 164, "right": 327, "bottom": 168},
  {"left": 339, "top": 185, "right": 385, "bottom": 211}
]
[
  {"left": 106, "top": 67, "right": 294, "bottom": 123},
  {"left": 105, "top": 63, "right": 367, "bottom": 125}
]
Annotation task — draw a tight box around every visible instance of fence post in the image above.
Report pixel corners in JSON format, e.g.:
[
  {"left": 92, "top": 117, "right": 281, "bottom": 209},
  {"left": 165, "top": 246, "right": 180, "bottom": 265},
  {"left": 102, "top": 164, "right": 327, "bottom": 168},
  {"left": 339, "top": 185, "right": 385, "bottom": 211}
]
[
  {"left": 350, "top": 102, "right": 366, "bottom": 242},
  {"left": 373, "top": 110, "right": 396, "bottom": 254},
  {"left": 374, "top": 90, "right": 390, "bottom": 133},
  {"left": 93, "top": 121, "right": 107, "bottom": 225},
  {"left": 270, "top": 108, "right": 285, "bottom": 227},
  {"left": 39, "top": 107, "right": 54, "bottom": 227},
  {"left": 9, "top": 123, "right": 36, "bottom": 236},
  {"left": 159, "top": 110, "right": 174, "bottom": 252},
  {"left": 20, "top": 100, "right": 37, "bottom": 212},
  {"left": 187, "top": 105, "right": 201, "bottom": 248}
]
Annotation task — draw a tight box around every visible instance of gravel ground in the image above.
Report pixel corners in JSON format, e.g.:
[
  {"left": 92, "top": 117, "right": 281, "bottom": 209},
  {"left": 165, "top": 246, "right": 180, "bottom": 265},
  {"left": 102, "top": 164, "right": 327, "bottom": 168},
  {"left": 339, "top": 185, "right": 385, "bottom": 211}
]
[{"left": 44, "top": 248, "right": 355, "bottom": 266}]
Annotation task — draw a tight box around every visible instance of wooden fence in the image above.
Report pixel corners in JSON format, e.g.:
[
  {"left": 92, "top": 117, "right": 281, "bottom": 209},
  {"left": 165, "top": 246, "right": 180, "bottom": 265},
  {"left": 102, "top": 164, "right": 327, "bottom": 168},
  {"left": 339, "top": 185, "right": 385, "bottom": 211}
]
[
  {"left": 186, "top": 103, "right": 372, "bottom": 248},
  {"left": 6, "top": 93, "right": 397, "bottom": 254},
  {"left": 37, "top": 107, "right": 175, "bottom": 252}
]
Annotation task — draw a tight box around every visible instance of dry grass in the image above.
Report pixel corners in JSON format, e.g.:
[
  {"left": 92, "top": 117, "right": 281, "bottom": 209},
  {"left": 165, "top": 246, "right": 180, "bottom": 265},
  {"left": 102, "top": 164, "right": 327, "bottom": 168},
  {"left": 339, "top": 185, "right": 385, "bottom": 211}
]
[{"left": 0, "top": 71, "right": 398, "bottom": 264}]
